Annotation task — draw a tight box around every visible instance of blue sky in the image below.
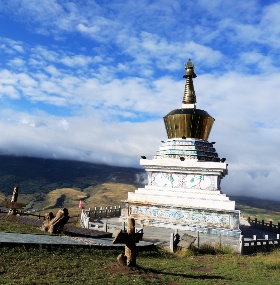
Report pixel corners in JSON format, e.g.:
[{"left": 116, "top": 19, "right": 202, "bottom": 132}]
[{"left": 1, "top": 0, "right": 280, "bottom": 200}]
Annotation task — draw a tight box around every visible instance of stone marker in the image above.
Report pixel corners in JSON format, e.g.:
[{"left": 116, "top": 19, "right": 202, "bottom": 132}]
[
  {"left": 7, "top": 186, "right": 26, "bottom": 215},
  {"left": 11, "top": 186, "right": 19, "bottom": 203},
  {"left": 113, "top": 218, "right": 143, "bottom": 267},
  {"left": 179, "top": 234, "right": 197, "bottom": 249},
  {"left": 41, "top": 208, "right": 69, "bottom": 234}
]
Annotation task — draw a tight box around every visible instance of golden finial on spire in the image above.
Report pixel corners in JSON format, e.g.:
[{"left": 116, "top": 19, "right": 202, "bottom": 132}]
[{"left": 182, "top": 59, "right": 197, "bottom": 106}]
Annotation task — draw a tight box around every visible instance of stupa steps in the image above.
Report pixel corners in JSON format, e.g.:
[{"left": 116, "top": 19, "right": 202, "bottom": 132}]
[{"left": 127, "top": 192, "right": 235, "bottom": 211}]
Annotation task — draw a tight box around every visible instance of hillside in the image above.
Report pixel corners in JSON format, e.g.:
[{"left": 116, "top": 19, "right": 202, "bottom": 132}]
[
  {"left": 233, "top": 196, "right": 280, "bottom": 223},
  {"left": 0, "top": 155, "right": 144, "bottom": 195},
  {"left": 0, "top": 155, "right": 279, "bottom": 222}
]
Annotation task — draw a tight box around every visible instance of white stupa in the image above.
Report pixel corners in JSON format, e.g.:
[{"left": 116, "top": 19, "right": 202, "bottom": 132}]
[{"left": 121, "top": 60, "right": 240, "bottom": 236}]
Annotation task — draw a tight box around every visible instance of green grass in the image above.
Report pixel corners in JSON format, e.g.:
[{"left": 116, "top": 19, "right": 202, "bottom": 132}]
[
  {"left": 0, "top": 218, "right": 46, "bottom": 234},
  {"left": 1, "top": 218, "right": 280, "bottom": 284},
  {"left": 0, "top": 246, "right": 280, "bottom": 284}
]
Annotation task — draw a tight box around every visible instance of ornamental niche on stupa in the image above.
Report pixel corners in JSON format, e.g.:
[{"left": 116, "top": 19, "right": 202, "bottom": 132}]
[{"left": 121, "top": 60, "right": 240, "bottom": 236}]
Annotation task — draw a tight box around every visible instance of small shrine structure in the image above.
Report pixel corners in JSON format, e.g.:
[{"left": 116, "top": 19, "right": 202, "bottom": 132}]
[{"left": 121, "top": 60, "right": 240, "bottom": 237}]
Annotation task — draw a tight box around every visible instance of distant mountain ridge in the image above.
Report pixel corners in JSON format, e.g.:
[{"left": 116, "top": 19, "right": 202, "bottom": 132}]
[
  {"left": 0, "top": 155, "right": 145, "bottom": 195},
  {"left": 1, "top": 155, "right": 280, "bottom": 223}
]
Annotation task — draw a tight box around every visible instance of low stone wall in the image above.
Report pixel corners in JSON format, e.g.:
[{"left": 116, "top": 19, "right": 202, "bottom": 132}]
[{"left": 121, "top": 201, "right": 241, "bottom": 237}]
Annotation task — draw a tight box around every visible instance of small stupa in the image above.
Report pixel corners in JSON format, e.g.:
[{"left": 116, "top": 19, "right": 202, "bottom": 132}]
[{"left": 121, "top": 60, "right": 240, "bottom": 236}]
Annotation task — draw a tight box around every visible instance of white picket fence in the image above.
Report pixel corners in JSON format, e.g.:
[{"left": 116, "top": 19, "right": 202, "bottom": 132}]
[
  {"left": 80, "top": 209, "right": 91, "bottom": 228},
  {"left": 80, "top": 206, "right": 121, "bottom": 229},
  {"left": 240, "top": 234, "right": 280, "bottom": 255}
]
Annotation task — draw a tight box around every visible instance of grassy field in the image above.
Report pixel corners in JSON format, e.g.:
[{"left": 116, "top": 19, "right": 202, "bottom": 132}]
[
  {"left": 83, "top": 183, "right": 135, "bottom": 207},
  {"left": 0, "top": 242, "right": 280, "bottom": 284},
  {"left": 1, "top": 207, "right": 280, "bottom": 284}
]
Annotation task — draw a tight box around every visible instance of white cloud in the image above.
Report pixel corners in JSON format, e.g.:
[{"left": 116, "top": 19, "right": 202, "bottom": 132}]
[
  {"left": 77, "top": 23, "right": 100, "bottom": 35},
  {"left": 0, "top": 85, "right": 19, "bottom": 99},
  {"left": 8, "top": 58, "right": 25, "bottom": 69},
  {"left": 0, "top": 38, "right": 25, "bottom": 54},
  {"left": 60, "top": 55, "right": 93, "bottom": 67}
]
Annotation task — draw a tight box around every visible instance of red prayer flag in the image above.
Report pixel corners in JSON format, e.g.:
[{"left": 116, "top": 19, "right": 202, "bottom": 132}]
[{"left": 79, "top": 200, "right": 83, "bottom": 209}]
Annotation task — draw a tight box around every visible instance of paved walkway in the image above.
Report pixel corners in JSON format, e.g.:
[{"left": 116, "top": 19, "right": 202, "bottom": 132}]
[{"left": 0, "top": 232, "right": 153, "bottom": 248}]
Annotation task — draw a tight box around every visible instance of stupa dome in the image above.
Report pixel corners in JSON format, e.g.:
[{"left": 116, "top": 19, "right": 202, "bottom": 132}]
[{"left": 163, "top": 60, "right": 214, "bottom": 140}]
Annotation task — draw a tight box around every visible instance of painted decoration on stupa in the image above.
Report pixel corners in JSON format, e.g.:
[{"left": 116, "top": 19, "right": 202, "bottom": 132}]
[{"left": 149, "top": 172, "right": 216, "bottom": 190}]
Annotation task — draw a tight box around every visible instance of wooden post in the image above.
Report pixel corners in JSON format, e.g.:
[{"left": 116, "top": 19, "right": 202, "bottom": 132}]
[
  {"left": 262, "top": 220, "right": 264, "bottom": 230},
  {"left": 254, "top": 218, "right": 257, "bottom": 228},
  {"left": 197, "top": 231, "right": 200, "bottom": 249},
  {"left": 269, "top": 221, "right": 272, "bottom": 232},
  {"left": 113, "top": 218, "right": 142, "bottom": 267},
  {"left": 125, "top": 218, "right": 136, "bottom": 267},
  {"left": 278, "top": 223, "right": 280, "bottom": 234}
]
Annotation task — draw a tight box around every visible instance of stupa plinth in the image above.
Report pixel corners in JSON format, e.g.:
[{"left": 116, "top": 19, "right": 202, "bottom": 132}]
[{"left": 121, "top": 60, "right": 240, "bottom": 236}]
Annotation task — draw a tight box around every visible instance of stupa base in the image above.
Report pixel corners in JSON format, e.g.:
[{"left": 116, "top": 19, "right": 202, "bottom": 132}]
[{"left": 120, "top": 201, "right": 241, "bottom": 237}]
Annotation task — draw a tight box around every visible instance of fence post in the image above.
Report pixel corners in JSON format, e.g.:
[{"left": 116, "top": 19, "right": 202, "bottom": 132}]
[
  {"left": 248, "top": 217, "right": 251, "bottom": 223},
  {"left": 262, "top": 220, "right": 264, "bottom": 230},
  {"left": 170, "top": 233, "right": 174, "bottom": 252},
  {"left": 254, "top": 218, "right": 257, "bottom": 228},
  {"left": 219, "top": 233, "right": 222, "bottom": 247},
  {"left": 94, "top": 207, "right": 97, "bottom": 219},
  {"left": 197, "top": 231, "right": 200, "bottom": 249},
  {"left": 264, "top": 235, "right": 269, "bottom": 252},
  {"left": 104, "top": 221, "right": 108, "bottom": 232},
  {"left": 253, "top": 235, "right": 257, "bottom": 252},
  {"left": 269, "top": 221, "right": 272, "bottom": 232},
  {"left": 80, "top": 210, "right": 83, "bottom": 227},
  {"left": 278, "top": 223, "right": 280, "bottom": 234},
  {"left": 239, "top": 235, "right": 244, "bottom": 255}
]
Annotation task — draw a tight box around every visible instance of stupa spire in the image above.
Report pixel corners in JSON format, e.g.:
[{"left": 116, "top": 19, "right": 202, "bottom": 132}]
[
  {"left": 163, "top": 60, "right": 215, "bottom": 140},
  {"left": 182, "top": 59, "right": 197, "bottom": 108}
]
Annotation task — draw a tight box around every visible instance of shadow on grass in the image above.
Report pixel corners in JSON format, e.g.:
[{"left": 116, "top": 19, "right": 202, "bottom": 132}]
[{"left": 131, "top": 265, "right": 228, "bottom": 281}]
